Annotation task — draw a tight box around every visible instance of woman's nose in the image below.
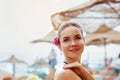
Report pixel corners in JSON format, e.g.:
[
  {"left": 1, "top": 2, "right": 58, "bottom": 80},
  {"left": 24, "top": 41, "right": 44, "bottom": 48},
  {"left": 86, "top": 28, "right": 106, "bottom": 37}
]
[{"left": 71, "top": 40, "right": 76, "bottom": 46}]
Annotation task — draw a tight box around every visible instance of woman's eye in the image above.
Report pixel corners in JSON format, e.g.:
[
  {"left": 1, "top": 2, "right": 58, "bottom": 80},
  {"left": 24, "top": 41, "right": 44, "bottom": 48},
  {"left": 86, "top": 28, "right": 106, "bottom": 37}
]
[
  {"left": 63, "top": 39, "right": 69, "bottom": 42},
  {"left": 76, "top": 36, "right": 81, "bottom": 39}
]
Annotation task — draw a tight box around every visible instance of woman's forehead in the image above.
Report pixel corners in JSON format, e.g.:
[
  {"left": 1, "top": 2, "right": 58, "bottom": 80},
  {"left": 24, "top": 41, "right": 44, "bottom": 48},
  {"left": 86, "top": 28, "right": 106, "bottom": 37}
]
[{"left": 60, "top": 26, "right": 82, "bottom": 37}]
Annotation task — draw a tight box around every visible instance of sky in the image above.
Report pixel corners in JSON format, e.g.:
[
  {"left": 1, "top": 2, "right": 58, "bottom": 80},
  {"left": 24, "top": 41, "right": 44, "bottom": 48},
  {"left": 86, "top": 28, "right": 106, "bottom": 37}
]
[
  {"left": 0, "top": 0, "right": 90, "bottom": 64},
  {"left": 0, "top": 0, "right": 120, "bottom": 65}
]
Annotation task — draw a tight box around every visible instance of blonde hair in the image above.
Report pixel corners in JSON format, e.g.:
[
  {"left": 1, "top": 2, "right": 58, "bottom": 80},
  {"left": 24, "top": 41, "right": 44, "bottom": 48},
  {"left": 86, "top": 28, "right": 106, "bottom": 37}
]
[{"left": 57, "top": 22, "right": 83, "bottom": 40}]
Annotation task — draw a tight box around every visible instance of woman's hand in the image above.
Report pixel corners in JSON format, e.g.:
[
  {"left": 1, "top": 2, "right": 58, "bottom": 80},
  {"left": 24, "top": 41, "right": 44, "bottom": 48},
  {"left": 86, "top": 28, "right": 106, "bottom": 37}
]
[
  {"left": 63, "top": 62, "right": 82, "bottom": 75},
  {"left": 63, "top": 62, "right": 95, "bottom": 80}
]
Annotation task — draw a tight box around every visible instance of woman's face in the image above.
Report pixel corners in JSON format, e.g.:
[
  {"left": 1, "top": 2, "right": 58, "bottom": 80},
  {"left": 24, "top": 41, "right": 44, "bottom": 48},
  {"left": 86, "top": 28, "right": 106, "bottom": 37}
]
[{"left": 59, "top": 26, "right": 85, "bottom": 62}]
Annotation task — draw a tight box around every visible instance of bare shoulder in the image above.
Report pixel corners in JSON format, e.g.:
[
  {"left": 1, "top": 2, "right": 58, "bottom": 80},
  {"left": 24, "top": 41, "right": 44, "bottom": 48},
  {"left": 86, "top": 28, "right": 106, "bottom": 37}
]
[{"left": 54, "top": 68, "right": 82, "bottom": 80}]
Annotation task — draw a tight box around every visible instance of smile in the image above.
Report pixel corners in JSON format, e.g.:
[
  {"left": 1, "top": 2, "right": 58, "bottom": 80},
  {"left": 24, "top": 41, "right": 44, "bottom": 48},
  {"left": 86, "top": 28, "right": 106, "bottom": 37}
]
[{"left": 69, "top": 48, "right": 79, "bottom": 53}]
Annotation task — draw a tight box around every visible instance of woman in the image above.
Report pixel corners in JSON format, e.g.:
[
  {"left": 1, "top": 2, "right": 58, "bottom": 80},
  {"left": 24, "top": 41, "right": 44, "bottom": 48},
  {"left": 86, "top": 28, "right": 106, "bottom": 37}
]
[{"left": 53, "top": 22, "right": 95, "bottom": 80}]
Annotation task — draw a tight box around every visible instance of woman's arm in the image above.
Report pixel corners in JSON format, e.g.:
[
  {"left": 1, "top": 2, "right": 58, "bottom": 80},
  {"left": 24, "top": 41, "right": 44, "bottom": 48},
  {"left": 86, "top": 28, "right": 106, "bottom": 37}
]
[{"left": 63, "top": 62, "right": 95, "bottom": 80}]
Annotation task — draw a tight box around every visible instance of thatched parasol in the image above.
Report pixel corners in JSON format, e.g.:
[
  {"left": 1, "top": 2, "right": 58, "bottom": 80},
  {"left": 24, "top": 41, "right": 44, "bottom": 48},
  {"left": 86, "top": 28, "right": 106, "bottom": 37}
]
[
  {"left": 30, "top": 58, "right": 49, "bottom": 68},
  {"left": 85, "top": 28, "right": 120, "bottom": 45},
  {"left": 85, "top": 27, "right": 120, "bottom": 67},
  {"left": 31, "top": 30, "right": 57, "bottom": 43},
  {"left": 0, "top": 55, "right": 27, "bottom": 77},
  {"left": 51, "top": 0, "right": 120, "bottom": 33}
]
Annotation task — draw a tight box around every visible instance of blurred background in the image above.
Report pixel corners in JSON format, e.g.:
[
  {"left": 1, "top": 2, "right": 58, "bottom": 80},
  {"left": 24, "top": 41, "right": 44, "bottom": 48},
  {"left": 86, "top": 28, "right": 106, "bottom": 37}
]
[{"left": 0, "top": 0, "right": 120, "bottom": 80}]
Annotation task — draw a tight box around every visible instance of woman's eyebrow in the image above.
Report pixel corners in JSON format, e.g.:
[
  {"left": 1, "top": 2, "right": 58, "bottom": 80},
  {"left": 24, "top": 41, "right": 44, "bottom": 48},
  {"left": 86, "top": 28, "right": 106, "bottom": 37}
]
[
  {"left": 63, "top": 37, "right": 69, "bottom": 39},
  {"left": 75, "top": 34, "right": 82, "bottom": 37}
]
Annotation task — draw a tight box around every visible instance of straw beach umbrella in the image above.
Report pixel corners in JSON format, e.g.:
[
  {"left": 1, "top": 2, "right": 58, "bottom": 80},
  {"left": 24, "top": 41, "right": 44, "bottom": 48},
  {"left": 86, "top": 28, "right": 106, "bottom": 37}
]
[
  {"left": 51, "top": 0, "right": 120, "bottom": 33},
  {"left": 85, "top": 30, "right": 120, "bottom": 45},
  {"left": 31, "top": 30, "right": 57, "bottom": 43},
  {"left": 85, "top": 26, "right": 120, "bottom": 45},
  {"left": 0, "top": 55, "right": 27, "bottom": 77},
  {"left": 85, "top": 28, "right": 120, "bottom": 67},
  {"left": 30, "top": 58, "right": 49, "bottom": 68}
]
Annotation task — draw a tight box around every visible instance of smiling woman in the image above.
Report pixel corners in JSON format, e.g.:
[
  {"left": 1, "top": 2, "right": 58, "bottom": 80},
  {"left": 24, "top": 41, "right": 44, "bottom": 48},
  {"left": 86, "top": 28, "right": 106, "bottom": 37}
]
[
  {"left": 0, "top": 0, "right": 99, "bottom": 78},
  {"left": 54, "top": 22, "right": 95, "bottom": 80}
]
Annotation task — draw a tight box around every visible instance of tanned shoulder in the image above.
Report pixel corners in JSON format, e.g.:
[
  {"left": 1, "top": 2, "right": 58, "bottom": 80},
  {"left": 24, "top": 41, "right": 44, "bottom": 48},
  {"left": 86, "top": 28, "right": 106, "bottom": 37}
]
[{"left": 54, "top": 69, "right": 82, "bottom": 80}]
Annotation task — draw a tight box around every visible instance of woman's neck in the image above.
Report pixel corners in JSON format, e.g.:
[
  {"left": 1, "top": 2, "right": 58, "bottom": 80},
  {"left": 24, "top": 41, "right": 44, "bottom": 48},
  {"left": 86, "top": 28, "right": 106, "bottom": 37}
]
[{"left": 64, "top": 57, "right": 81, "bottom": 64}]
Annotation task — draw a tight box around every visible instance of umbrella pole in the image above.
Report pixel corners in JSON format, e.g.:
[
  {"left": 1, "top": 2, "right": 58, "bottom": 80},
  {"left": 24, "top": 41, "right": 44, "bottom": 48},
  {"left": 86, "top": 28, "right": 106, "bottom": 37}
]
[
  {"left": 13, "top": 62, "right": 15, "bottom": 77},
  {"left": 103, "top": 38, "right": 107, "bottom": 68}
]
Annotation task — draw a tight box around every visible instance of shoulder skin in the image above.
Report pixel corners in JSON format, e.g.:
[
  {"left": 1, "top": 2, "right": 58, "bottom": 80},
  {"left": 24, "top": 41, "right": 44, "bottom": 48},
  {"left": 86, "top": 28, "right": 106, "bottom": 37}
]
[{"left": 54, "top": 69, "right": 82, "bottom": 80}]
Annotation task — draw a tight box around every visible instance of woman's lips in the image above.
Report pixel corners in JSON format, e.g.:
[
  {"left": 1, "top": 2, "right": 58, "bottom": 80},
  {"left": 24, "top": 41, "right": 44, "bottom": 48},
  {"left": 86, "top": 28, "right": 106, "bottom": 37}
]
[{"left": 69, "top": 48, "right": 79, "bottom": 53}]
